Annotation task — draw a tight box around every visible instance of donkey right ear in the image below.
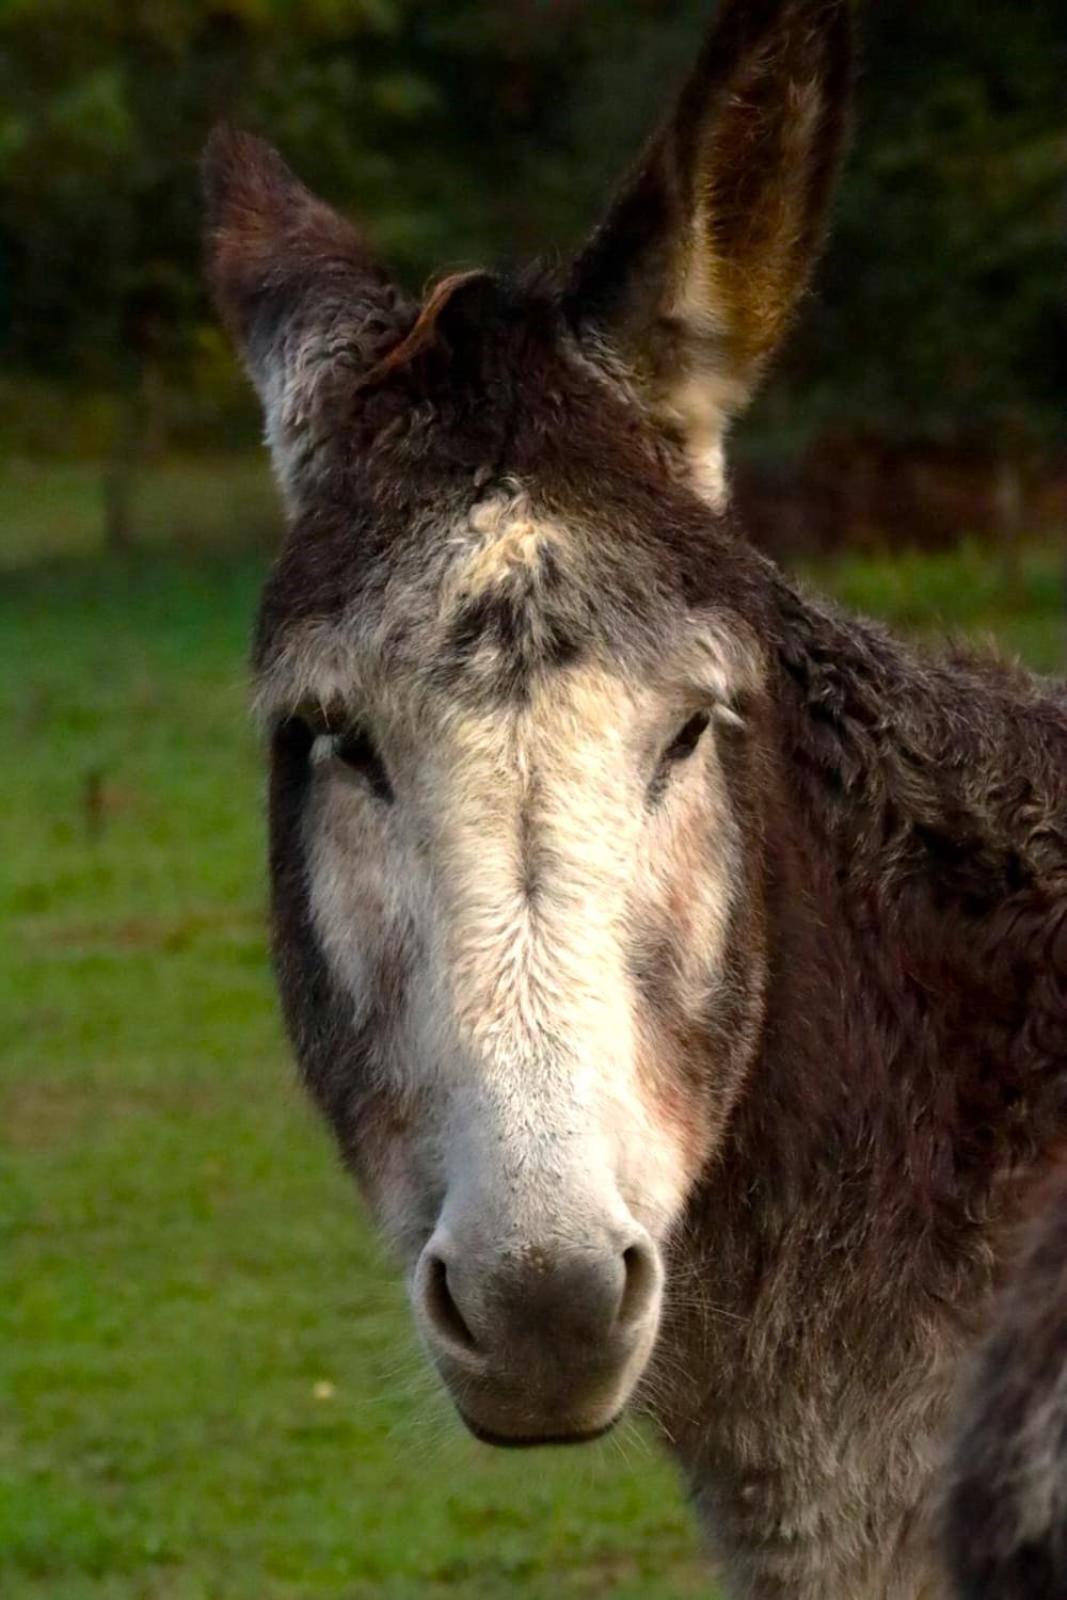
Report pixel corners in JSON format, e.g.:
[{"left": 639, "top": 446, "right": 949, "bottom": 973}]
[
  {"left": 564, "top": 0, "right": 851, "bottom": 507},
  {"left": 202, "top": 126, "right": 412, "bottom": 500}
]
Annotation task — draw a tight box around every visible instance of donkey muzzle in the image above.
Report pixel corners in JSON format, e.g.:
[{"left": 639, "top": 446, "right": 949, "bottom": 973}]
[{"left": 412, "top": 1220, "right": 663, "bottom": 1445}]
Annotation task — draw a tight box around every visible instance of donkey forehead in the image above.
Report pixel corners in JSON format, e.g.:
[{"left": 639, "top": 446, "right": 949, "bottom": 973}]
[{"left": 255, "top": 486, "right": 760, "bottom": 722}]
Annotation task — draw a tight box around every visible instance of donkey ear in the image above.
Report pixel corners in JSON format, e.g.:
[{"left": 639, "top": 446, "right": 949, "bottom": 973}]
[
  {"left": 565, "top": 0, "right": 852, "bottom": 505},
  {"left": 202, "top": 125, "right": 412, "bottom": 499}
]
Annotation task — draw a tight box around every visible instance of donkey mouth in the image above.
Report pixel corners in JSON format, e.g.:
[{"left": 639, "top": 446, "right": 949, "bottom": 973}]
[{"left": 458, "top": 1409, "right": 622, "bottom": 1450}]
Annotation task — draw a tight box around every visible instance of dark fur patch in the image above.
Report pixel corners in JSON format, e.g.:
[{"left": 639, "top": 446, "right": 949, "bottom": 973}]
[{"left": 439, "top": 565, "right": 586, "bottom": 695}]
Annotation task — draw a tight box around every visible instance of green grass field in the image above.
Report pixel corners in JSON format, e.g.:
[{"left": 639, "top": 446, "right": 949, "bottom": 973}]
[{"left": 2, "top": 457, "right": 1064, "bottom": 1600}]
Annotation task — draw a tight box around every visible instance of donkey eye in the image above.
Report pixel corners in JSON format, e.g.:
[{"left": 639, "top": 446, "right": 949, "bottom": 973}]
[
  {"left": 661, "top": 712, "right": 711, "bottom": 766},
  {"left": 333, "top": 726, "right": 394, "bottom": 802},
  {"left": 648, "top": 711, "right": 712, "bottom": 805}
]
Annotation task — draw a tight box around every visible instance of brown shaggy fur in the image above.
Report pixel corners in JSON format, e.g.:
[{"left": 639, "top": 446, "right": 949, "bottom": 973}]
[{"left": 945, "top": 1156, "right": 1067, "bottom": 1597}]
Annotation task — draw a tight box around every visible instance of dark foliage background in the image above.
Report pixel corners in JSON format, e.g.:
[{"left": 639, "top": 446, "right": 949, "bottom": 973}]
[{"left": 0, "top": 0, "right": 1064, "bottom": 552}]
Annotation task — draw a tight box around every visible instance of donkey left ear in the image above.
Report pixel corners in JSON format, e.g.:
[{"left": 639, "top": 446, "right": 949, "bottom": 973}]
[
  {"left": 565, "top": 0, "right": 852, "bottom": 505},
  {"left": 202, "top": 125, "right": 413, "bottom": 502}
]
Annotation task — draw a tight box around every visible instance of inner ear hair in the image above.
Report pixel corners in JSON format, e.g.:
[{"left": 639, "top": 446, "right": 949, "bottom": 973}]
[
  {"left": 201, "top": 125, "right": 415, "bottom": 498},
  {"left": 565, "top": 0, "right": 852, "bottom": 499}
]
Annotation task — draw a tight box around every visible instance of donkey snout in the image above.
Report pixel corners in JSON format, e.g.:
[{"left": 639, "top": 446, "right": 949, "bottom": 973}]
[
  {"left": 413, "top": 1225, "right": 662, "bottom": 1445},
  {"left": 420, "top": 1234, "right": 657, "bottom": 1352}
]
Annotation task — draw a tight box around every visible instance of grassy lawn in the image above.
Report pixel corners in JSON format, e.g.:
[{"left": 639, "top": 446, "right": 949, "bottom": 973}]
[{"left": 2, "top": 457, "right": 1063, "bottom": 1600}]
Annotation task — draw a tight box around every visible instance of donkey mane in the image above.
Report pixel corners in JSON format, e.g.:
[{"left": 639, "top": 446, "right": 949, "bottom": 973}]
[{"left": 747, "top": 581, "right": 1067, "bottom": 1204}]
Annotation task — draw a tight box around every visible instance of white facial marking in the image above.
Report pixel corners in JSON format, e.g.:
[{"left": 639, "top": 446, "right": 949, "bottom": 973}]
[
  {"left": 453, "top": 489, "right": 566, "bottom": 593},
  {"left": 303, "top": 640, "right": 743, "bottom": 1249}
]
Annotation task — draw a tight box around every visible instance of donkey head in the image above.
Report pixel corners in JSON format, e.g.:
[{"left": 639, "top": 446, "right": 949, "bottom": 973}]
[{"left": 205, "top": 0, "right": 850, "bottom": 1447}]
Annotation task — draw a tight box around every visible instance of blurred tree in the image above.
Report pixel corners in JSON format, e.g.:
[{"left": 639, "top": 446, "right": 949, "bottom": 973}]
[
  {"left": 799, "top": 0, "right": 1062, "bottom": 576},
  {"left": 810, "top": 1, "right": 1066, "bottom": 444},
  {"left": 0, "top": 0, "right": 419, "bottom": 545},
  {"left": 755, "top": 0, "right": 1066, "bottom": 573}
]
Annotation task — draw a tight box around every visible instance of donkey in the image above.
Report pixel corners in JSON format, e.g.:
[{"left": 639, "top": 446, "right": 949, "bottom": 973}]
[{"left": 203, "top": 1, "right": 1067, "bottom": 1595}]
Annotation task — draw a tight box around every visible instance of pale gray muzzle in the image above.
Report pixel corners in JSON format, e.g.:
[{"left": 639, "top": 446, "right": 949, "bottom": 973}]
[{"left": 413, "top": 1220, "right": 662, "bottom": 1445}]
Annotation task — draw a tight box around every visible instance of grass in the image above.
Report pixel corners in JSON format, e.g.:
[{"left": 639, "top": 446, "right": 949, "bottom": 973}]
[
  {"left": 0, "top": 456, "right": 280, "bottom": 571},
  {"left": 1, "top": 456, "right": 1063, "bottom": 1600},
  {"left": 820, "top": 542, "right": 1066, "bottom": 676}
]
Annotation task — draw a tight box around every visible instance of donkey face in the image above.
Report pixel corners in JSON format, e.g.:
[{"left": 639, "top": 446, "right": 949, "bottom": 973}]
[{"left": 205, "top": 0, "right": 850, "bottom": 1447}]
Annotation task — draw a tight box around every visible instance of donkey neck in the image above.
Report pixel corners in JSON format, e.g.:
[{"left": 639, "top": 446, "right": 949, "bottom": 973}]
[
  {"left": 741, "top": 577, "right": 1067, "bottom": 1228},
  {"left": 771, "top": 576, "right": 1067, "bottom": 903},
  {"left": 653, "top": 580, "right": 1067, "bottom": 1497}
]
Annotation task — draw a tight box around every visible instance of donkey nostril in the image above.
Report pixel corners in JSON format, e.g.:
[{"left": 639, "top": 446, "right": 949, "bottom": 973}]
[
  {"left": 617, "top": 1240, "right": 658, "bottom": 1330},
  {"left": 424, "top": 1253, "right": 479, "bottom": 1354}
]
